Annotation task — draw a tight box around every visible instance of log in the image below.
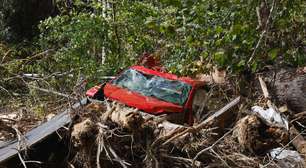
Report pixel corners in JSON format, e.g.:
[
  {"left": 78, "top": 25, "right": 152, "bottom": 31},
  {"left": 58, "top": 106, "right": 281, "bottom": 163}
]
[
  {"left": 290, "top": 126, "right": 306, "bottom": 167},
  {"left": 272, "top": 68, "right": 306, "bottom": 112},
  {"left": 290, "top": 127, "right": 306, "bottom": 156}
]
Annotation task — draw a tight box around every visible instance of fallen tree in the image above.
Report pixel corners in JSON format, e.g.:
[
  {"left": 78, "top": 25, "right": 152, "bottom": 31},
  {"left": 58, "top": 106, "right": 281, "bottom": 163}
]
[{"left": 70, "top": 97, "right": 240, "bottom": 168}]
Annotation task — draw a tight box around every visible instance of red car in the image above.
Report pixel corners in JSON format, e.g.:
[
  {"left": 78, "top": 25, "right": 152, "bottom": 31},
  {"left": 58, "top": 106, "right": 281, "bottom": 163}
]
[{"left": 86, "top": 66, "right": 206, "bottom": 125}]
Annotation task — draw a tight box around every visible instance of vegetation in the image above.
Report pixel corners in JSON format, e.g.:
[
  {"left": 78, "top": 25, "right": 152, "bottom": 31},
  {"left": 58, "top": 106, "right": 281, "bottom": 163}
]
[
  {"left": 0, "top": 0, "right": 305, "bottom": 101},
  {"left": 1, "top": 2, "right": 306, "bottom": 167}
]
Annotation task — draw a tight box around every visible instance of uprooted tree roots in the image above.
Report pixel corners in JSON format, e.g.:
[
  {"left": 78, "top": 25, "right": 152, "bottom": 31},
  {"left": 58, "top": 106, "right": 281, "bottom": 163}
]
[
  {"left": 234, "top": 115, "right": 289, "bottom": 154},
  {"left": 67, "top": 101, "right": 285, "bottom": 168}
]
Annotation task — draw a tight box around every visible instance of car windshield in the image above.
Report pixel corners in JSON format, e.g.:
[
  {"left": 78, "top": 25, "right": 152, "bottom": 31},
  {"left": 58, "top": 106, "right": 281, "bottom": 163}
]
[{"left": 111, "top": 69, "right": 192, "bottom": 106}]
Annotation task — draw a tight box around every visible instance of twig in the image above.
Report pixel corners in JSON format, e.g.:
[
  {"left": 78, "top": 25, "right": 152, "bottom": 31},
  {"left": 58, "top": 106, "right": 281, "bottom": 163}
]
[
  {"left": 108, "top": 146, "right": 131, "bottom": 168},
  {"left": 0, "top": 85, "right": 13, "bottom": 97},
  {"left": 295, "top": 121, "right": 306, "bottom": 129},
  {"left": 151, "top": 126, "right": 185, "bottom": 147},
  {"left": 210, "top": 148, "right": 231, "bottom": 168},
  {"left": 28, "top": 85, "right": 78, "bottom": 100},
  {"left": 162, "top": 155, "right": 202, "bottom": 167},
  {"left": 21, "top": 69, "right": 76, "bottom": 80},
  {"left": 68, "top": 162, "right": 76, "bottom": 168},
  {"left": 12, "top": 127, "right": 27, "bottom": 168},
  {"left": 0, "top": 117, "right": 17, "bottom": 122},
  {"left": 1, "top": 49, "right": 11, "bottom": 64},
  {"left": 247, "top": 0, "right": 276, "bottom": 66},
  {"left": 258, "top": 76, "right": 270, "bottom": 99},
  {"left": 192, "top": 127, "right": 235, "bottom": 166},
  {"left": 291, "top": 111, "right": 306, "bottom": 123},
  {"left": 258, "top": 76, "right": 275, "bottom": 109},
  {"left": 23, "top": 49, "right": 55, "bottom": 65},
  {"left": 24, "top": 160, "right": 43, "bottom": 164},
  {"left": 96, "top": 123, "right": 113, "bottom": 168},
  {"left": 197, "top": 87, "right": 214, "bottom": 122},
  {"left": 96, "top": 128, "right": 103, "bottom": 168}
]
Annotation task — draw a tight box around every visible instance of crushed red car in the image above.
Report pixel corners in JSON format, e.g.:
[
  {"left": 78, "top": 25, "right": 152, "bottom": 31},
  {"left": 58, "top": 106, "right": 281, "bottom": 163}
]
[{"left": 86, "top": 54, "right": 207, "bottom": 125}]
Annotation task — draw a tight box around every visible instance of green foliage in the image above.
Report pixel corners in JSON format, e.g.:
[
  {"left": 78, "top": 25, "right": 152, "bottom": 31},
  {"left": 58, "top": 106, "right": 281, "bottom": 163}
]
[
  {"left": 39, "top": 13, "right": 110, "bottom": 76},
  {"left": 37, "top": 0, "right": 306, "bottom": 79},
  {"left": 2, "top": 0, "right": 306, "bottom": 96},
  {"left": 36, "top": 1, "right": 162, "bottom": 88}
]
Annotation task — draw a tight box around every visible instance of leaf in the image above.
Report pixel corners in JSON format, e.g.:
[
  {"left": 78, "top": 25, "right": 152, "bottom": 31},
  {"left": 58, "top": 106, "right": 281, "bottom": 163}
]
[
  {"left": 237, "top": 59, "right": 246, "bottom": 67},
  {"left": 207, "top": 11, "right": 214, "bottom": 16},
  {"left": 213, "top": 51, "right": 226, "bottom": 67},
  {"left": 144, "top": 17, "right": 156, "bottom": 29},
  {"left": 215, "top": 26, "right": 223, "bottom": 34},
  {"left": 268, "top": 48, "right": 279, "bottom": 60},
  {"left": 251, "top": 62, "right": 258, "bottom": 72}
]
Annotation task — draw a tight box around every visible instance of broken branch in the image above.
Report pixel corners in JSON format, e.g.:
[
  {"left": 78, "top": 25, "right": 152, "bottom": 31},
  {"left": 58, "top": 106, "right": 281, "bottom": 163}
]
[{"left": 162, "top": 96, "right": 240, "bottom": 146}]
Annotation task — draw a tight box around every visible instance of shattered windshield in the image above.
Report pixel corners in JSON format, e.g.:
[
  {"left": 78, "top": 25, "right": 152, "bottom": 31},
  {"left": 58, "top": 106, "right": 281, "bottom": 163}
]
[{"left": 111, "top": 69, "right": 192, "bottom": 106}]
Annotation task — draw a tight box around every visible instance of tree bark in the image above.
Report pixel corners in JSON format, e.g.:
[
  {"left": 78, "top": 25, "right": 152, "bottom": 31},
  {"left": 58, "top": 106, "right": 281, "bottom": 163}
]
[{"left": 272, "top": 68, "right": 306, "bottom": 112}]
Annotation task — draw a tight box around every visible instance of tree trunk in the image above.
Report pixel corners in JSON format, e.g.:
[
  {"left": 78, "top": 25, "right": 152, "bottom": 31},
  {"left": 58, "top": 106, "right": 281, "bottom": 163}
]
[{"left": 272, "top": 68, "right": 306, "bottom": 112}]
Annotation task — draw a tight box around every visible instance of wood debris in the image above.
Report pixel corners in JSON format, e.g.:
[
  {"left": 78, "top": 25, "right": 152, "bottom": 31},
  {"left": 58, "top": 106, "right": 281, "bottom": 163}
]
[{"left": 1, "top": 68, "right": 306, "bottom": 168}]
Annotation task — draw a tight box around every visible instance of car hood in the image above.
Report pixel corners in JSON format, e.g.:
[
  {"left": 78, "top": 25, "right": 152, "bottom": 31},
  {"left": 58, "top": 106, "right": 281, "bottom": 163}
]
[{"left": 104, "top": 83, "right": 184, "bottom": 115}]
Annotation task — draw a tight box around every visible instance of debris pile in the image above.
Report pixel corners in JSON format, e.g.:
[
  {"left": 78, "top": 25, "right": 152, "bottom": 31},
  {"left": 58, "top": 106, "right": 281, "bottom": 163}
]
[
  {"left": 0, "top": 111, "right": 41, "bottom": 142},
  {"left": 1, "top": 67, "right": 306, "bottom": 168},
  {"left": 65, "top": 72, "right": 306, "bottom": 168}
]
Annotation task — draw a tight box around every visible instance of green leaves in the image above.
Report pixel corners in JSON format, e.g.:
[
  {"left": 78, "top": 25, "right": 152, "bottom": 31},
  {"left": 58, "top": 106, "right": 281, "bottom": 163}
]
[
  {"left": 22, "top": 0, "right": 306, "bottom": 89},
  {"left": 268, "top": 48, "right": 279, "bottom": 60},
  {"left": 1, "top": 0, "right": 305, "bottom": 100},
  {"left": 213, "top": 51, "right": 227, "bottom": 67}
]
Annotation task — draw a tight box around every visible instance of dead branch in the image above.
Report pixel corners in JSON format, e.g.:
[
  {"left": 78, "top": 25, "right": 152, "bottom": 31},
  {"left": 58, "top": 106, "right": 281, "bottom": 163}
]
[
  {"left": 23, "top": 49, "right": 55, "bottom": 65},
  {"left": 28, "top": 85, "right": 78, "bottom": 100},
  {"left": 12, "top": 127, "right": 27, "bottom": 168},
  {"left": 0, "top": 48, "right": 12, "bottom": 64},
  {"left": 108, "top": 146, "right": 131, "bottom": 168},
  {"left": 259, "top": 76, "right": 270, "bottom": 99},
  {"left": 162, "top": 154, "right": 202, "bottom": 168},
  {"left": 247, "top": 0, "right": 276, "bottom": 65},
  {"left": 290, "top": 127, "right": 306, "bottom": 158},
  {"left": 258, "top": 76, "right": 279, "bottom": 110},
  {"left": 192, "top": 127, "right": 235, "bottom": 166},
  {"left": 162, "top": 96, "right": 240, "bottom": 146}
]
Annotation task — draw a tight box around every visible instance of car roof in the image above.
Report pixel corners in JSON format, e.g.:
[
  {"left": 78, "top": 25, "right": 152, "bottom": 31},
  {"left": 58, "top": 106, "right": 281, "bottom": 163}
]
[{"left": 130, "top": 66, "right": 204, "bottom": 87}]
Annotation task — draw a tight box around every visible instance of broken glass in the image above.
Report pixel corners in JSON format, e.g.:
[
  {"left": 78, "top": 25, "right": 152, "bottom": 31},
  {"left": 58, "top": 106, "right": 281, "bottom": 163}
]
[{"left": 112, "top": 69, "right": 192, "bottom": 106}]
